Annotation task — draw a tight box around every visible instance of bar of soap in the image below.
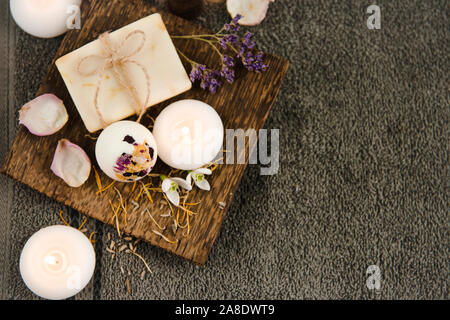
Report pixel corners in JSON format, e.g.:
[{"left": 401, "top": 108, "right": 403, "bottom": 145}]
[{"left": 56, "top": 13, "right": 192, "bottom": 132}]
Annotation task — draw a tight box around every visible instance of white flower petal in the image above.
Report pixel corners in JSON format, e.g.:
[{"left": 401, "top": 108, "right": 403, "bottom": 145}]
[
  {"left": 195, "top": 178, "right": 210, "bottom": 191},
  {"left": 195, "top": 168, "right": 212, "bottom": 175},
  {"left": 186, "top": 173, "right": 192, "bottom": 186},
  {"left": 171, "top": 177, "right": 192, "bottom": 191},
  {"left": 161, "top": 178, "right": 172, "bottom": 193},
  {"left": 166, "top": 190, "right": 180, "bottom": 206}
]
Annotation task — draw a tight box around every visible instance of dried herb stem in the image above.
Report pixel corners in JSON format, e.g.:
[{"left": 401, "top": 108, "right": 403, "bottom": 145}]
[
  {"left": 89, "top": 231, "right": 97, "bottom": 244},
  {"left": 125, "top": 278, "right": 131, "bottom": 294},
  {"left": 164, "top": 194, "right": 175, "bottom": 217},
  {"left": 134, "top": 188, "right": 144, "bottom": 201},
  {"left": 145, "top": 208, "right": 165, "bottom": 230},
  {"left": 127, "top": 250, "right": 153, "bottom": 273},
  {"left": 109, "top": 200, "right": 122, "bottom": 237},
  {"left": 193, "top": 37, "right": 223, "bottom": 58},
  {"left": 84, "top": 133, "right": 98, "bottom": 141},
  {"left": 152, "top": 230, "right": 178, "bottom": 244},
  {"left": 96, "top": 181, "right": 116, "bottom": 194},
  {"left": 176, "top": 47, "right": 197, "bottom": 66},
  {"left": 59, "top": 210, "right": 71, "bottom": 226},
  {"left": 182, "top": 213, "right": 191, "bottom": 237},
  {"left": 177, "top": 205, "right": 198, "bottom": 216},
  {"left": 114, "top": 187, "right": 128, "bottom": 221},
  {"left": 171, "top": 34, "right": 218, "bottom": 39},
  {"left": 78, "top": 216, "right": 88, "bottom": 230},
  {"left": 146, "top": 114, "right": 156, "bottom": 126},
  {"left": 93, "top": 166, "right": 102, "bottom": 191},
  {"left": 140, "top": 182, "right": 154, "bottom": 204}
]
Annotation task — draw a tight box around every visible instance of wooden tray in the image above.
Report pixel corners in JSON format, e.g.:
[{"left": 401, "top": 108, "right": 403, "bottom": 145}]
[{"left": 1, "top": 0, "right": 288, "bottom": 265}]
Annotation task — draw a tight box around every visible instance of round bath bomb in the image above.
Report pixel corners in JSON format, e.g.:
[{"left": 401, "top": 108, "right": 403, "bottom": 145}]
[{"left": 95, "top": 121, "right": 157, "bottom": 182}]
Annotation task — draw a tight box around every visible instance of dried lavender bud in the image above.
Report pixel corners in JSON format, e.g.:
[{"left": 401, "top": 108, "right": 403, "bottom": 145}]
[
  {"left": 242, "top": 51, "right": 268, "bottom": 73},
  {"left": 221, "top": 67, "right": 235, "bottom": 84},
  {"left": 189, "top": 64, "right": 206, "bottom": 82},
  {"left": 219, "top": 37, "right": 227, "bottom": 49},
  {"left": 201, "top": 70, "right": 222, "bottom": 94},
  {"left": 242, "top": 32, "right": 256, "bottom": 49},
  {"left": 222, "top": 54, "right": 234, "bottom": 67},
  {"left": 224, "top": 13, "right": 242, "bottom": 31},
  {"left": 231, "top": 14, "right": 242, "bottom": 25}
]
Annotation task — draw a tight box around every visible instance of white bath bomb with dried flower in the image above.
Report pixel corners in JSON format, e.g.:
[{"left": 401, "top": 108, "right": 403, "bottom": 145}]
[
  {"left": 227, "top": 0, "right": 274, "bottom": 26},
  {"left": 51, "top": 139, "right": 91, "bottom": 187},
  {"left": 19, "top": 94, "right": 68, "bottom": 136},
  {"left": 95, "top": 121, "right": 157, "bottom": 182}
]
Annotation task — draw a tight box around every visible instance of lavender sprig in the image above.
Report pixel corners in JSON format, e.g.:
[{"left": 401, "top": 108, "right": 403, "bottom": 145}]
[{"left": 171, "top": 14, "right": 268, "bottom": 94}]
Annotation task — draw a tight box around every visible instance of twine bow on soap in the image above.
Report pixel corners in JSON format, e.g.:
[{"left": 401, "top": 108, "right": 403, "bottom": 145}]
[{"left": 77, "top": 30, "right": 151, "bottom": 127}]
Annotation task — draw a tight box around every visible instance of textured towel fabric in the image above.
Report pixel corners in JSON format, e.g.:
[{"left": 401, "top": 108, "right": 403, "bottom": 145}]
[{"left": 0, "top": 0, "right": 448, "bottom": 299}]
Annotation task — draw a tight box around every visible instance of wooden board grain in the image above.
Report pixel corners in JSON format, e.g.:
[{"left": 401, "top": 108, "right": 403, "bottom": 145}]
[{"left": 1, "top": 0, "right": 288, "bottom": 265}]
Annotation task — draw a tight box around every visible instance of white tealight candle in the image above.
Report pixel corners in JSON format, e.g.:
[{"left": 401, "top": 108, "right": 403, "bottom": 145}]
[
  {"left": 153, "top": 99, "right": 224, "bottom": 170},
  {"left": 10, "top": 0, "right": 82, "bottom": 38},
  {"left": 20, "top": 225, "right": 95, "bottom": 300}
]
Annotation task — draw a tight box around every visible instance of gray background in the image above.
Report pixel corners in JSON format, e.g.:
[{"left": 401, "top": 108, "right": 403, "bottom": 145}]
[{"left": 0, "top": 0, "right": 448, "bottom": 299}]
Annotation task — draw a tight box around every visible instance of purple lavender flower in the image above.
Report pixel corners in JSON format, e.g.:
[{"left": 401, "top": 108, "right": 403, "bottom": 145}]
[
  {"left": 222, "top": 54, "right": 234, "bottom": 67},
  {"left": 236, "top": 32, "right": 256, "bottom": 60},
  {"left": 242, "top": 51, "right": 268, "bottom": 73},
  {"left": 231, "top": 14, "right": 242, "bottom": 27},
  {"left": 237, "top": 45, "right": 246, "bottom": 58},
  {"left": 179, "top": 13, "right": 267, "bottom": 94},
  {"left": 221, "top": 67, "right": 235, "bottom": 84},
  {"left": 190, "top": 64, "right": 222, "bottom": 93},
  {"left": 228, "top": 34, "right": 239, "bottom": 45},
  {"left": 201, "top": 70, "right": 222, "bottom": 94},
  {"left": 224, "top": 14, "right": 242, "bottom": 32},
  {"left": 219, "top": 37, "right": 227, "bottom": 49},
  {"left": 220, "top": 34, "right": 239, "bottom": 50},
  {"left": 242, "top": 32, "right": 256, "bottom": 50},
  {"left": 254, "top": 51, "right": 268, "bottom": 72},
  {"left": 189, "top": 64, "right": 206, "bottom": 82}
]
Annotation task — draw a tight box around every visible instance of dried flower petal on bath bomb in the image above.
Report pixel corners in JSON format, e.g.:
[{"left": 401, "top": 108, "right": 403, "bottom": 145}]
[
  {"left": 227, "top": 0, "right": 274, "bottom": 26},
  {"left": 51, "top": 139, "right": 91, "bottom": 187},
  {"left": 95, "top": 121, "right": 158, "bottom": 182},
  {"left": 19, "top": 94, "right": 69, "bottom": 136}
]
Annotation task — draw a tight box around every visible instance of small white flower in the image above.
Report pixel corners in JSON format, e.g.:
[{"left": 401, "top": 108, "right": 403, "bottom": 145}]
[
  {"left": 187, "top": 168, "right": 212, "bottom": 191},
  {"left": 161, "top": 175, "right": 191, "bottom": 206}
]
